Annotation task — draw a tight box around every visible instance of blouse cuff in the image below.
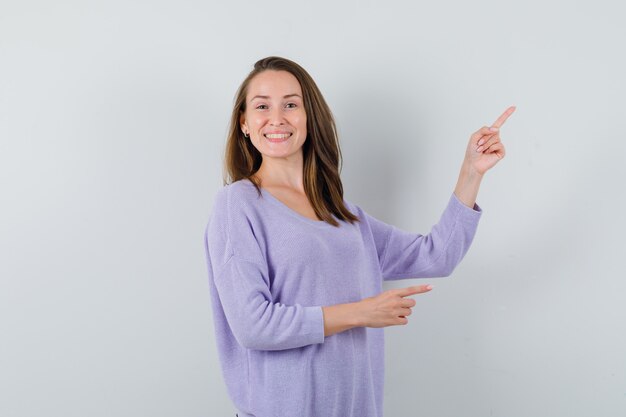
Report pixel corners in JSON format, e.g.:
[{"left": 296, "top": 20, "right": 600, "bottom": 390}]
[{"left": 450, "top": 192, "right": 483, "bottom": 214}]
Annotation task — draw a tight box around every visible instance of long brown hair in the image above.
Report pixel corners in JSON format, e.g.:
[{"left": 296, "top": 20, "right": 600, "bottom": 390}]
[{"left": 223, "top": 56, "right": 359, "bottom": 227}]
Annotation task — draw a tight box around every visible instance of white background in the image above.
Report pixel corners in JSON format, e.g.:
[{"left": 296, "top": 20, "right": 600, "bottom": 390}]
[{"left": 1, "top": 0, "right": 625, "bottom": 416}]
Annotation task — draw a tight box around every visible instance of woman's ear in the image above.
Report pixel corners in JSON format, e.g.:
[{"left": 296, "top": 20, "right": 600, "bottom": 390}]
[{"left": 240, "top": 115, "right": 248, "bottom": 136}]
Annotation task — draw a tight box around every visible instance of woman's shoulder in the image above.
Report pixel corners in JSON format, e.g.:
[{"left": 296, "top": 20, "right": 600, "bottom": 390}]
[
  {"left": 214, "top": 178, "right": 261, "bottom": 203},
  {"left": 209, "top": 179, "right": 264, "bottom": 222},
  {"left": 339, "top": 197, "right": 364, "bottom": 218}
]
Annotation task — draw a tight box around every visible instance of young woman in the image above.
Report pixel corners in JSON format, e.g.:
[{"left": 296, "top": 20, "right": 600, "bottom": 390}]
[{"left": 204, "top": 56, "right": 515, "bottom": 417}]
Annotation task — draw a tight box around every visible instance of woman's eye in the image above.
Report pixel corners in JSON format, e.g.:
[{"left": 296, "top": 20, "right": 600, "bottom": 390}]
[
  {"left": 285, "top": 103, "right": 297, "bottom": 108},
  {"left": 256, "top": 104, "right": 268, "bottom": 110}
]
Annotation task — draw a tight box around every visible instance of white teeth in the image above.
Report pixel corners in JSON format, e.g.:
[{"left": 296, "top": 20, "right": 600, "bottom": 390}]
[{"left": 265, "top": 133, "right": 291, "bottom": 139}]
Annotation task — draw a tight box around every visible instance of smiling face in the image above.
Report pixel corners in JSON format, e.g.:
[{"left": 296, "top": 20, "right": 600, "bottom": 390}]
[{"left": 240, "top": 70, "right": 307, "bottom": 163}]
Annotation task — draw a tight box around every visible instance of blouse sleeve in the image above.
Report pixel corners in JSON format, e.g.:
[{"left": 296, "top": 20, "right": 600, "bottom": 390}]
[
  {"left": 204, "top": 187, "right": 325, "bottom": 351},
  {"left": 362, "top": 192, "right": 483, "bottom": 281}
]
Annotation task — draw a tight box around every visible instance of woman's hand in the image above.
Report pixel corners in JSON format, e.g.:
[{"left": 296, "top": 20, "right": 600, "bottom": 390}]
[
  {"left": 321, "top": 285, "right": 432, "bottom": 337},
  {"left": 357, "top": 285, "right": 432, "bottom": 328},
  {"left": 464, "top": 106, "right": 516, "bottom": 176},
  {"left": 454, "top": 106, "right": 516, "bottom": 208}
]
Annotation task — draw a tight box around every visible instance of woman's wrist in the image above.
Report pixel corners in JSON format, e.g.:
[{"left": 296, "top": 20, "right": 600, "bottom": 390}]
[
  {"left": 322, "top": 301, "right": 363, "bottom": 337},
  {"left": 454, "top": 162, "right": 483, "bottom": 208}
]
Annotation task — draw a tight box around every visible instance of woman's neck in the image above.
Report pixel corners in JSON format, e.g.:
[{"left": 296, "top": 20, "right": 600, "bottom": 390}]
[{"left": 254, "top": 155, "right": 305, "bottom": 192}]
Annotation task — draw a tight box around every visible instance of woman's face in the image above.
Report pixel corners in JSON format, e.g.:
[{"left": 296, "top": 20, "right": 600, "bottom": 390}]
[{"left": 240, "top": 70, "right": 307, "bottom": 162}]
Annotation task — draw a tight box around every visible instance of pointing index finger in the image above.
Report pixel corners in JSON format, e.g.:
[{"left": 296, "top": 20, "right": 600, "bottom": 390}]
[
  {"left": 491, "top": 106, "right": 516, "bottom": 128},
  {"left": 397, "top": 285, "right": 433, "bottom": 297}
]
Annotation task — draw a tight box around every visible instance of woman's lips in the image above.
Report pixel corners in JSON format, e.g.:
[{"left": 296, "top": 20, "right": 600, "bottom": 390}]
[{"left": 264, "top": 133, "right": 292, "bottom": 143}]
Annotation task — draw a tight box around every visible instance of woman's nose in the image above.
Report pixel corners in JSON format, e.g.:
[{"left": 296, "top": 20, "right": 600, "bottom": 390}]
[{"left": 268, "top": 107, "right": 285, "bottom": 125}]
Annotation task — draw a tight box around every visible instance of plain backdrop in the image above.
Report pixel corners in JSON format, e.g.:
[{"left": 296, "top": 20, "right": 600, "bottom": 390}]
[{"left": 1, "top": 0, "right": 625, "bottom": 416}]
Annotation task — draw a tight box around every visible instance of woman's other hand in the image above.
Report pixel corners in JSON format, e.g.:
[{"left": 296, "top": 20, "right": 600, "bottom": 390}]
[
  {"left": 322, "top": 285, "right": 433, "bottom": 337},
  {"left": 464, "top": 106, "right": 516, "bottom": 176},
  {"left": 453, "top": 105, "right": 516, "bottom": 208},
  {"left": 357, "top": 285, "right": 433, "bottom": 328}
]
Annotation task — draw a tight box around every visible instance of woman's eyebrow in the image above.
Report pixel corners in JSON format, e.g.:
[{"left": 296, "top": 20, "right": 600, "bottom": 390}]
[{"left": 250, "top": 94, "right": 302, "bottom": 101}]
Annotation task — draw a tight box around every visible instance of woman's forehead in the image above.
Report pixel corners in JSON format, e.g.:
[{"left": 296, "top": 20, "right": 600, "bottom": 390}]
[{"left": 247, "top": 70, "right": 303, "bottom": 99}]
